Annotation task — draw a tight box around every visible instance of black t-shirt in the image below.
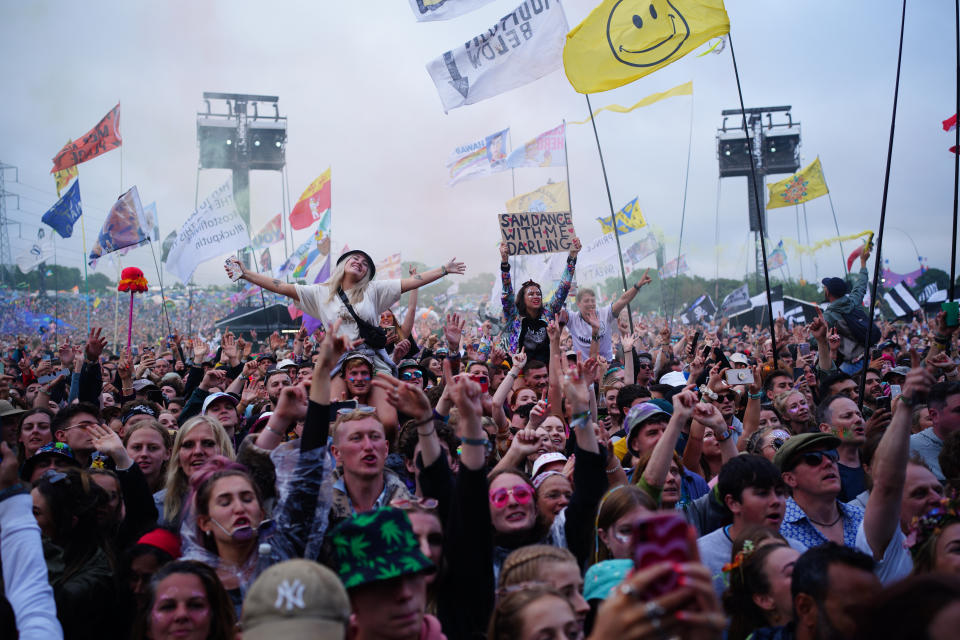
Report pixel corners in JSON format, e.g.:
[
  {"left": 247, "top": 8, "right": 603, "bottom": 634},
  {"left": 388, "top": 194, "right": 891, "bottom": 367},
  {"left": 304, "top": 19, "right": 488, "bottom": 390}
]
[
  {"left": 837, "top": 463, "right": 866, "bottom": 503},
  {"left": 518, "top": 317, "right": 550, "bottom": 365}
]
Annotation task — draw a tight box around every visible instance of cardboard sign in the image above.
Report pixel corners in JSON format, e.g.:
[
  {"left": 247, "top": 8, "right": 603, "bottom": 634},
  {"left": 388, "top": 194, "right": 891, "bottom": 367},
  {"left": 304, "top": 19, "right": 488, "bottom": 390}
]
[{"left": 499, "top": 211, "right": 575, "bottom": 255}]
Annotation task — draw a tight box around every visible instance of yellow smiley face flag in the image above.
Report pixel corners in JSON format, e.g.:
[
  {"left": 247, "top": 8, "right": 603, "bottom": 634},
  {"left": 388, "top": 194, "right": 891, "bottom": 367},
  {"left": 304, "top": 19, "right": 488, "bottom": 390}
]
[{"left": 564, "top": 0, "right": 729, "bottom": 93}]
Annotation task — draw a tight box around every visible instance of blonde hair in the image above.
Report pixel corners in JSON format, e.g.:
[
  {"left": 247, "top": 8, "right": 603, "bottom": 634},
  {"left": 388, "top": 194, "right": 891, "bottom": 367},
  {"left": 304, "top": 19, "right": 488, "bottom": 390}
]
[
  {"left": 324, "top": 257, "right": 372, "bottom": 304},
  {"left": 163, "top": 415, "right": 235, "bottom": 525},
  {"left": 498, "top": 545, "right": 577, "bottom": 589},
  {"left": 330, "top": 409, "right": 383, "bottom": 443},
  {"left": 773, "top": 390, "right": 815, "bottom": 430}
]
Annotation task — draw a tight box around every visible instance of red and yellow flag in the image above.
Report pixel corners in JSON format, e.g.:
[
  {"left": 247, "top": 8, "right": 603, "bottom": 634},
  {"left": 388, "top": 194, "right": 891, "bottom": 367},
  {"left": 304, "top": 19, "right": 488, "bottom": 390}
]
[
  {"left": 51, "top": 104, "right": 122, "bottom": 173},
  {"left": 53, "top": 141, "right": 78, "bottom": 196},
  {"left": 289, "top": 168, "right": 331, "bottom": 231}
]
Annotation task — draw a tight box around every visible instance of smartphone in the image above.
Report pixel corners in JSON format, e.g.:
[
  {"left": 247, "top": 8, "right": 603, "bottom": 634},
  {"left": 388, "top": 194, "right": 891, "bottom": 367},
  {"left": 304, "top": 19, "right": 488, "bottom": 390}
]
[
  {"left": 798, "top": 342, "right": 810, "bottom": 357},
  {"left": 631, "top": 513, "right": 694, "bottom": 599},
  {"left": 597, "top": 407, "right": 609, "bottom": 420},
  {"left": 725, "top": 368, "right": 755, "bottom": 386},
  {"left": 225, "top": 257, "right": 244, "bottom": 282},
  {"left": 877, "top": 396, "right": 891, "bottom": 411},
  {"left": 468, "top": 374, "right": 489, "bottom": 393},
  {"left": 714, "top": 347, "right": 732, "bottom": 371},
  {"left": 701, "top": 345, "right": 712, "bottom": 359},
  {"left": 37, "top": 374, "right": 57, "bottom": 384},
  {"left": 690, "top": 330, "right": 701, "bottom": 353},
  {"left": 890, "top": 384, "right": 902, "bottom": 399}
]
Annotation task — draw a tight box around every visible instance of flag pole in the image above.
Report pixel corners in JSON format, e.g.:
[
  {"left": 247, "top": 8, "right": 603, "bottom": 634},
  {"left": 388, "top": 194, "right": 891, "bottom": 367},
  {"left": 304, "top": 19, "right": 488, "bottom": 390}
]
[
  {"left": 858, "top": 0, "right": 906, "bottom": 409},
  {"left": 113, "top": 257, "right": 122, "bottom": 351},
  {"left": 584, "top": 94, "right": 633, "bottom": 333},
  {"left": 78, "top": 211, "right": 91, "bottom": 335},
  {"left": 823, "top": 179, "right": 848, "bottom": 275},
  {"left": 727, "top": 34, "right": 779, "bottom": 371},
  {"left": 952, "top": 0, "right": 959, "bottom": 301},
  {"left": 802, "top": 202, "right": 818, "bottom": 281},
  {"left": 147, "top": 240, "right": 174, "bottom": 337},
  {"left": 795, "top": 206, "right": 804, "bottom": 282},
  {"left": 668, "top": 90, "right": 696, "bottom": 325}
]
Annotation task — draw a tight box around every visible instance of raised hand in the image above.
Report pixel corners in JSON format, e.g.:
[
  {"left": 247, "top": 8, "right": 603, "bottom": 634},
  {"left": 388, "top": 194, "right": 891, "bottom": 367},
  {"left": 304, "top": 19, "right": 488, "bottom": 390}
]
[
  {"left": 671, "top": 385, "right": 698, "bottom": 421},
  {"left": 511, "top": 347, "right": 528, "bottom": 370},
  {"left": 393, "top": 339, "right": 412, "bottom": 361},
  {"left": 241, "top": 379, "right": 263, "bottom": 406},
  {"left": 193, "top": 336, "right": 209, "bottom": 363},
  {"left": 199, "top": 368, "right": 228, "bottom": 392},
  {"left": 561, "top": 360, "right": 591, "bottom": 415},
  {"left": 692, "top": 401, "right": 727, "bottom": 435},
  {"left": 316, "top": 319, "right": 358, "bottom": 371},
  {"left": 546, "top": 319, "right": 561, "bottom": 343},
  {"left": 527, "top": 399, "right": 548, "bottom": 429},
  {"left": 634, "top": 268, "right": 652, "bottom": 288},
  {"left": 87, "top": 423, "right": 133, "bottom": 468},
  {"left": 371, "top": 372, "right": 432, "bottom": 423},
  {"left": 810, "top": 308, "right": 828, "bottom": 341},
  {"left": 444, "top": 313, "right": 465, "bottom": 350},
  {"left": 85, "top": 327, "right": 107, "bottom": 362},
  {"left": 269, "top": 331, "right": 284, "bottom": 352},
  {"left": 275, "top": 385, "right": 309, "bottom": 421},
  {"left": 499, "top": 242, "right": 510, "bottom": 262},
  {"left": 443, "top": 257, "right": 467, "bottom": 275},
  {"left": 568, "top": 236, "right": 582, "bottom": 258},
  {"left": 59, "top": 342, "right": 75, "bottom": 368}
]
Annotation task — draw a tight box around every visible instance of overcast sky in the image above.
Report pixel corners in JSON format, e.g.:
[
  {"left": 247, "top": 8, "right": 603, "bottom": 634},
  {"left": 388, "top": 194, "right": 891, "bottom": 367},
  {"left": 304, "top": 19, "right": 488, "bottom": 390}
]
[{"left": 2, "top": 0, "right": 957, "bottom": 289}]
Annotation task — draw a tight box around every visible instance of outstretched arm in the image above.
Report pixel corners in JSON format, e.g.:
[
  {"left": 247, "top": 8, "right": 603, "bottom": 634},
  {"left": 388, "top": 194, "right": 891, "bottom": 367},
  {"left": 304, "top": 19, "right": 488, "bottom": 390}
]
[
  {"left": 611, "top": 269, "right": 652, "bottom": 318},
  {"left": 400, "top": 258, "right": 466, "bottom": 293},
  {"left": 233, "top": 262, "right": 300, "bottom": 301}
]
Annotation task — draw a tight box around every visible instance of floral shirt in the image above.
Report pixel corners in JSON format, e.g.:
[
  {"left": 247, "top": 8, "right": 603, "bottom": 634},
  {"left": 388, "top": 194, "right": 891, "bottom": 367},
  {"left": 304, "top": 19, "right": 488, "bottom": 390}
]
[
  {"left": 780, "top": 496, "right": 863, "bottom": 551},
  {"left": 500, "top": 258, "right": 576, "bottom": 354}
]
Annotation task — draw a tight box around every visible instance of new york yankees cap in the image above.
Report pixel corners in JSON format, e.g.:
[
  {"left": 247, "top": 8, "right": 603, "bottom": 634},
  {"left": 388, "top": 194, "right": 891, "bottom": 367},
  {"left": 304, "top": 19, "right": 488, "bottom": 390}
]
[{"left": 241, "top": 559, "right": 350, "bottom": 640}]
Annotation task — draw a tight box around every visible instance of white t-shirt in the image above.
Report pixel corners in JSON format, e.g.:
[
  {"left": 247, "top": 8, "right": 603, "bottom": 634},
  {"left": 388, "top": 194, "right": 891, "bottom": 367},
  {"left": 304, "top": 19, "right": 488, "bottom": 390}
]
[
  {"left": 567, "top": 304, "right": 616, "bottom": 360},
  {"left": 295, "top": 280, "right": 402, "bottom": 341}
]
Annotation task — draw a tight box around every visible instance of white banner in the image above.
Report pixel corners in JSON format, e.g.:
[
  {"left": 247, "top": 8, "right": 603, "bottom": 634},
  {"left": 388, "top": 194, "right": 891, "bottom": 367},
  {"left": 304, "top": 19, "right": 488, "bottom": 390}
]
[
  {"left": 16, "top": 230, "right": 55, "bottom": 274},
  {"left": 408, "top": 0, "right": 496, "bottom": 21},
  {"left": 164, "top": 179, "right": 250, "bottom": 283},
  {"left": 426, "top": 0, "right": 568, "bottom": 112}
]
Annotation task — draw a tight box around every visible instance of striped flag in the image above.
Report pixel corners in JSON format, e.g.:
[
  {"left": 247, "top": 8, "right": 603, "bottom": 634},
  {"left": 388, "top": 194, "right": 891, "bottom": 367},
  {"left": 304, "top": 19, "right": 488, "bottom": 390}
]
[{"left": 883, "top": 282, "right": 921, "bottom": 318}]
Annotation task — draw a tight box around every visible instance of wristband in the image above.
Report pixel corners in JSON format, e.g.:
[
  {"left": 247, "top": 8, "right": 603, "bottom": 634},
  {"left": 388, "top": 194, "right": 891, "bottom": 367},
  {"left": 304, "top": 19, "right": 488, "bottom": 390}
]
[
  {"left": 461, "top": 436, "right": 488, "bottom": 446},
  {"left": 747, "top": 391, "right": 763, "bottom": 399},
  {"left": 633, "top": 282, "right": 641, "bottom": 291},
  {"left": 432, "top": 409, "right": 449, "bottom": 423},
  {"left": 699, "top": 385, "right": 718, "bottom": 401},
  {"left": 714, "top": 428, "right": 733, "bottom": 442},
  {"left": 501, "top": 262, "right": 510, "bottom": 272},
  {"left": 440, "top": 265, "right": 448, "bottom": 276}
]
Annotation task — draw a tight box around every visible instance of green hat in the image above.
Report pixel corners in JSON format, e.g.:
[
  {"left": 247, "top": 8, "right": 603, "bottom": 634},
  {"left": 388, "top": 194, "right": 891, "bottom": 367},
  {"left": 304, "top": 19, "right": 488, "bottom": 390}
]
[
  {"left": 329, "top": 507, "right": 433, "bottom": 590},
  {"left": 774, "top": 432, "right": 841, "bottom": 471},
  {"left": 583, "top": 559, "right": 632, "bottom": 601}
]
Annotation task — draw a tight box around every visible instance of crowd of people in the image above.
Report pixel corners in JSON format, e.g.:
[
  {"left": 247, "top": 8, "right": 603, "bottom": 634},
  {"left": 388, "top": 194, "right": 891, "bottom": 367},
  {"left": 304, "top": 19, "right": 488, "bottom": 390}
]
[{"left": 1, "top": 241, "right": 959, "bottom": 640}]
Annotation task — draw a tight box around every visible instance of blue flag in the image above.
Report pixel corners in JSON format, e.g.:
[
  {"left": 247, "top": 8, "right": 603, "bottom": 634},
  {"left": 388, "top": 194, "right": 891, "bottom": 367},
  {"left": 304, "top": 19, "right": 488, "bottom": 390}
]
[{"left": 41, "top": 180, "right": 82, "bottom": 238}]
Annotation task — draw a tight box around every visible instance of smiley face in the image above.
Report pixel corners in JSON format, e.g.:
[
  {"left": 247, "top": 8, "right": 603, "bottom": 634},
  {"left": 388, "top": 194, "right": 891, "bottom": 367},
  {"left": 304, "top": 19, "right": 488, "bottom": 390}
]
[{"left": 607, "top": 0, "right": 690, "bottom": 68}]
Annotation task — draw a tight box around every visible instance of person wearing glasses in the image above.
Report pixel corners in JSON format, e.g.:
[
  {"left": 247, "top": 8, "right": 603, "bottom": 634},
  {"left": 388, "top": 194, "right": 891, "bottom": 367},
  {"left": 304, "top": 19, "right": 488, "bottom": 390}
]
[
  {"left": 777, "top": 373, "right": 916, "bottom": 585},
  {"left": 565, "top": 271, "right": 651, "bottom": 362},
  {"left": 815, "top": 394, "right": 868, "bottom": 503},
  {"left": 51, "top": 402, "right": 105, "bottom": 468},
  {"left": 498, "top": 239, "right": 581, "bottom": 367}
]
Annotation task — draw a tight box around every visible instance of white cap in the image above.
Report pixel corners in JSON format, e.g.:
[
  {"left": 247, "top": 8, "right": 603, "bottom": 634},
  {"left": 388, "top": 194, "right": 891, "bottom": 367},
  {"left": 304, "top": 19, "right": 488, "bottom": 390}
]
[
  {"left": 531, "top": 452, "right": 568, "bottom": 479},
  {"left": 202, "top": 392, "right": 239, "bottom": 414},
  {"left": 277, "top": 359, "right": 297, "bottom": 369},
  {"left": 658, "top": 371, "right": 688, "bottom": 387},
  {"left": 729, "top": 353, "right": 750, "bottom": 365}
]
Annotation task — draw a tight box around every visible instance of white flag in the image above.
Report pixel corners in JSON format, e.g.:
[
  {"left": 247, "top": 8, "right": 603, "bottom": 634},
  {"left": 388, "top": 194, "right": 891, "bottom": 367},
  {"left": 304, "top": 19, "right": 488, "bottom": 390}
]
[
  {"left": 164, "top": 179, "right": 250, "bottom": 283},
  {"left": 425, "top": 0, "right": 569, "bottom": 112},
  {"left": 408, "top": 0, "right": 496, "bottom": 21},
  {"left": 16, "top": 230, "right": 55, "bottom": 273},
  {"left": 447, "top": 128, "right": 510, "bottom": 185}
]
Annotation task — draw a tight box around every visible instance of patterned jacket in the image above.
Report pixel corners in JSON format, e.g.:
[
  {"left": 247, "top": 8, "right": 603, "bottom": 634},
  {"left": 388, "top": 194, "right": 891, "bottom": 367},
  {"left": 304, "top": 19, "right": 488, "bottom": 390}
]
[{"left": 500, "top": 258, "right": 576, "bottom": 353}]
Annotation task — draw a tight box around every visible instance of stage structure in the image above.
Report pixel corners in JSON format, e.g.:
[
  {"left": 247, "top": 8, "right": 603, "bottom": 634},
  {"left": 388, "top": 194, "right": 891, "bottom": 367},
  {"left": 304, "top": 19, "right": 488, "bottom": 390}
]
[
  {"left": 197, "top": 92, "right": 287, "bottom": 233},
  {"left": 717, "top": 107, "right": 800, "bottom": 288}
]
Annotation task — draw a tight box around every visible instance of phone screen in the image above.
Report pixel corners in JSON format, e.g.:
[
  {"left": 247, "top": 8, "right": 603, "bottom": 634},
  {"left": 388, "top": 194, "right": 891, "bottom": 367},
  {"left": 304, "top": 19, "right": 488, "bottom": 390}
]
[{"left": 631, "top": 513, "right": 693, "bottom": 599}]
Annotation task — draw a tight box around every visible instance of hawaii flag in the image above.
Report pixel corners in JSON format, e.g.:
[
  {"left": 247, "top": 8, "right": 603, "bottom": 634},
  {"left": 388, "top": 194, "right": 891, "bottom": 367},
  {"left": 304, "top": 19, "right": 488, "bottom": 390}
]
[
  {"left": 289, "top": 169, "right": 331, "bottom": 230},
  {"left": 51, "top": 104, "right": 122, "bottom": 173}
]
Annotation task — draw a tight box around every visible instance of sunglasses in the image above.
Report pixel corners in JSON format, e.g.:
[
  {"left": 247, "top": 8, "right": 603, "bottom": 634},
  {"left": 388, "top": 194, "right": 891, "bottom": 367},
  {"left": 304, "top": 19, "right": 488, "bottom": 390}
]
[
  {"left": 796, "top": 449, "right": 839, "bottom": 468},
  {"left": 489, "top": 484, "right": 534, "bottom": 509},
  {"left": 337, "top": 405, "right": 376, "bottom": 415},
  {"left": 401, "top": 370, "right": 423, "bottom": 380},
  {"left": 637, "top": 362, "right": 652, "bottom": 370}
]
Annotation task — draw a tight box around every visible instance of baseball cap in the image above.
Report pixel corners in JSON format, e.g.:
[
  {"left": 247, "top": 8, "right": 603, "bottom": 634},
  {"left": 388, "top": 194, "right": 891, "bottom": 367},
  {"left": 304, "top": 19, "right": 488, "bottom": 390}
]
[
  {"left": 342, "top": 352, "right": 374, "bottom": 368},
  {"left": 241, "top": 559, "right": 350, "bottom": 640},
  {"left": 774, "top": 432, "right": 842, "bottom": 471},
  {"left": 202, "top": 392, "right": 239, "bottom": 414},
  {"left": 883, "top": 366, "right": 910, "bottom": 380},
  {"left": 257, "top": 353, "right": 277, "bottom": 362},
  {"left": 821, "top": 277, "right": 848, "bottom": 298},
  {"left": 136, "top": 528, "right": 182, "bottom": 559},
  {"left": 729, "top": 353, "right": 750, "bottom": 366},
  {"left": 121, "top": 404, "right": 159, "bottom": 425},
  {"left": 658, "top": 371, "right": 688, "bottom": 387},
  {"left": 277, "top": 359, "right": 297, "bottom": 370},
  {"left": 19, "top": 441, "right": 81, "bottom": 481},
  {"left": 624, "top": 402, "right": 672, "bottom": 455},
  {"left": 132, "top": 379, "right": 159, "bottom": 392},
  {"left": 530, "top": 452, "right": 568, "bottom": 479}
]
